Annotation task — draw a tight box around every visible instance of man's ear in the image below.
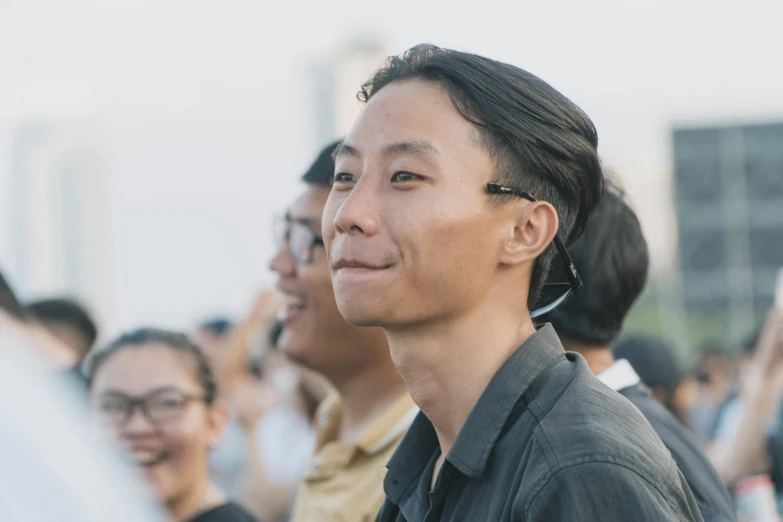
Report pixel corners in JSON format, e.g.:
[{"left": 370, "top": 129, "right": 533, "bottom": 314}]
[{"left": 499, "top": 200, "right": 559, "bottom": 267}]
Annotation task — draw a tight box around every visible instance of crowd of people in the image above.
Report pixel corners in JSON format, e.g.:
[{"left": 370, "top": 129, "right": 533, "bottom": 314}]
[{"left": 2, "top": 43, "right": 783, "bottom": 522}]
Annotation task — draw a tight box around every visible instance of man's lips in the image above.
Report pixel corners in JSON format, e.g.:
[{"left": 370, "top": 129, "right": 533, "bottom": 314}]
[{"left": 331, "top": 257, "right": 392, "bottom": 270}]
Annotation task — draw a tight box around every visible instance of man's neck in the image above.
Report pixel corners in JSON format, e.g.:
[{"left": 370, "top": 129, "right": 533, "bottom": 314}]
[
  {"left": 385, "top": 302, "right": 536, "bottom": 457},
  {"left": 560, "top": 338, "right": 615, "bottom": 376},
  {"left": 333, "top": 355, "right": 408, "bottom": 445}
]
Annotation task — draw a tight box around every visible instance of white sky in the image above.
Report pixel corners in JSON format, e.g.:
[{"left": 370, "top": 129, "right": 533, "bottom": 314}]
[{"left": 1, "top": 0, "right": 782, "bottom": 335}]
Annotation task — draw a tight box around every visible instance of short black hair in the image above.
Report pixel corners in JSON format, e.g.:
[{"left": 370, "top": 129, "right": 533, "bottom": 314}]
[
  {"left": 302, "top": 140, "right": 342, "bottom": 186},
  {"left": 198, "top": 317, "right": 233, "bottom": 338},
  {"left": 27, "top": 298, "right": 98, "bottom": 351},
  {"left": 360, "top": 44, "right": 605, "bottom": 306},
  {"left": 0, "top": 270, "right": 26, "bottom": 321},
  {"left": 548, "top": 182, "right": 649, "bottom": 345},
  {"left": 87, "top": 327, "right": 217, "bottom": 403}
]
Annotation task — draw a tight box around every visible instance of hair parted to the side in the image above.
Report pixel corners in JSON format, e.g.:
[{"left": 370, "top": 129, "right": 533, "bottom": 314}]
[
  {"left": 548, "top": 179, "right": 650, "bottom": 345},
  {"left": 87, "top": 327, "right": 217, "bottom": 403},
  {"left": 358, "top": 44, "right": 605, "bottom": 307}
]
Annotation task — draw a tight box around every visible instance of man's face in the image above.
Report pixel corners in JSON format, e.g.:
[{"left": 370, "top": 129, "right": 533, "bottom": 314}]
[
  {"left": 270, "top": 186, "right": 380, "bottom": 374},
  {"left": 322, "top": 80, "right": 511, "bottom": 328}
]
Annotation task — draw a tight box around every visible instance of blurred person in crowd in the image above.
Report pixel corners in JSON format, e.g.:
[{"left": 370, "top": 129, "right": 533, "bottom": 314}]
[
  {"left": 270, "top": 140, "right": 415, "bottom": 522},
  {"left": 548, "top": 185, "right": 735, "bottom": 522},
  {"left": 88, "top": 327, "right": 257, "bottom": 522},
  {"left": 195, "top": 318, "right": 233, "bottom": 363},
  {"left": 207, "top": 293, "right": 321, "bottom": 522},
  {"left": 323, "top": 44, "right": 701, "bottom": 521},
  {"left": 614, "top": 335, "right": 688, "bottom": 423},
  {"left": 1, "top": 272, "right": 164, "bottom": 522},
  {"left": 27, "top": 297, "right": 98, "bottom": 363},
  {"left": 689, "top": 346, "right": 736, "bottom": 442},
  {"left": 1, "top": 270, "right": 75, "bottom": 370},
  {"left": 709, "top": 311, "right": 783, "bottom": 486}
]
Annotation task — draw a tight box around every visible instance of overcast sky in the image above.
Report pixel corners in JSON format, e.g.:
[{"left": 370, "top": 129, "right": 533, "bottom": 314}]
[{"left": 1, "top": 0, "right": 781, "bottom": 335}]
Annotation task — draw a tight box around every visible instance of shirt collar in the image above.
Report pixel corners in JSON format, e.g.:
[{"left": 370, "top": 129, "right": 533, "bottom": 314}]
[
  {"left": 384, "top": 324, "right": 566, "bottom": 501},
  {"left": 597, "top": 359, "right": 640, "bottom": 392},
  {"left": 357, "top": 393, "right": 418, "bottom": 455},
  {"left": 313, "top": 392, "right": 417, "bottom": 456}
]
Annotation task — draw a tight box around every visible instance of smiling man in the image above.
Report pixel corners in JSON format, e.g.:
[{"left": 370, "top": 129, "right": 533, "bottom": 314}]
[
  {"left": 270, "top": 141, "right": 416, "bottom": 522},
  {"left": 322, "top": 45, "right": 703, "bottom": 521}
]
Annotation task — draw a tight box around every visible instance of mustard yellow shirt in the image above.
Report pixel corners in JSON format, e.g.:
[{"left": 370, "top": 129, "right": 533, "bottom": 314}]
[{"left": 289, "top": 392, "right": 418, "bottom": 522}]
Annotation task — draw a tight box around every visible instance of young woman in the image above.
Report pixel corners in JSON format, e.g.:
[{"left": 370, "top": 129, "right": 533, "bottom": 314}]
[{"left": 88, "top": 328, "right": 257, "bottom": 522}]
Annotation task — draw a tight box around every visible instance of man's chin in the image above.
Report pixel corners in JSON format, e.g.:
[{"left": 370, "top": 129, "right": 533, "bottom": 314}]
[
  {"left": 335, "top": 305, "right": 385, "bottom": 328},
  {"left": 278, "top": 331, "right": 318, "bottom": 370}
]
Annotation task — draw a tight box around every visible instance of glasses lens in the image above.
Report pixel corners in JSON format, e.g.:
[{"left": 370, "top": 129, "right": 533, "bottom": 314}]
[
  {"left": 288, "top": 223, "right": 314, "bottom": 264},
  {"left": 98, "top": 399, "right": 129, "bottom": 425},
  {"left": 273, "top": 216, "right": 287, "bottom": 248},
  {"left": 147, "top": 391, "right": 188, "bottom": 424},
  {"left": 530, "top": 250, "right": 575, "bottom": 320}
]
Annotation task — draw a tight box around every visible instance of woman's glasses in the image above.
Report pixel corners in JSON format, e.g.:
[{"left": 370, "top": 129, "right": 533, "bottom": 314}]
[{"left": 97, "top": 388, "right": 207, "bottom": 427}]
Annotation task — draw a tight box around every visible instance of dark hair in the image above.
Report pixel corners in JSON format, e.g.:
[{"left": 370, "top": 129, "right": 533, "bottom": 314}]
[
  {"left": 87, "top": 328, "right": 217, "bottom": 403},
  {"left": 359, "top": 44, "right": 605, "bottom": 305},
  {"left": 614, "top": 335, "right": 682, "bottom": 416},
  {"left": 0, "top": 270, "right": 26, "bottom": 321},
  {"left": 302, "top": 140, "right": 342, "bottom": 186},
  {"left": 27, "top": 298, "right": 98, "bottom": 351},
  {"left": 548, "top": 182, "right": 649, "bottom": 345},
  {"left": 198, "top": 318, "right": 233, "bottom": 338}
]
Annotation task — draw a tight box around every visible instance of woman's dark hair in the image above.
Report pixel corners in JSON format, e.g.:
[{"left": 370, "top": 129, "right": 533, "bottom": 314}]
[
  {"left": 359, "top": 44, "right": 605, "bottom": 307},
  {"left": 87, "top": 327, "right": 217, "bottom": 403}
]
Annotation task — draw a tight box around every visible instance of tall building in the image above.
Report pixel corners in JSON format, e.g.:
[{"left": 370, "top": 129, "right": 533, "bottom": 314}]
[
  {"left": 311, "top": 37, "right": 388, "bottom": 145},
  {"left": 6, "top": 120, "right": 117, "bottom": 333},
  {"left": 673, "top": 121, "right": 783, "bottom": 345}
]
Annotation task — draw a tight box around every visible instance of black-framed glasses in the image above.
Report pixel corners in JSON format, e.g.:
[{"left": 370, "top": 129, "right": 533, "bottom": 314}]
[
  {"left": 96, "top": 389, "right": 207, "bottom": 427},
  {"left": 487, "top": 182, "right": 583, "bottom": 319},
  {"left": 274, "top": 216, "right": 324, "bottom": 264}
]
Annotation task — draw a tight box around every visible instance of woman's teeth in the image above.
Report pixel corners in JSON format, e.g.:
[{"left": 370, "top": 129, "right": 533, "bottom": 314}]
[{"left": 131, "top": 450, "right": 164, "bottom": 466}]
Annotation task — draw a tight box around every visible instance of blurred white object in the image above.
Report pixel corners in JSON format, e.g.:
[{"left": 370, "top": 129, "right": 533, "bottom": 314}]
[
  {"left": 0, "top": 326, "right": 167, "bottom": 522},
  {"left": 735, "top": 475, "right": 779, "bottom": 522},
  {"left": 776, "top": 267, "right": 783, "bottom": 309}
]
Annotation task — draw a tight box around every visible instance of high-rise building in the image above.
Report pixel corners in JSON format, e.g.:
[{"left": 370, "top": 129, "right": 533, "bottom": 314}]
[
  {"left": 311, "top": 37, "right": 388, "bottom": 145},
  {"left": 6, "top": 120, "right": 117, "bottom": 333},
  {"left": 673, "top": 121, "right": 783, "bottom": 344}
]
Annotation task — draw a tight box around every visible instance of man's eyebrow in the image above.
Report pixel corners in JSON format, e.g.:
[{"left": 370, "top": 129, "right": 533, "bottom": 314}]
[
  {"left": 331, "top": 140, "right": 439, "bottom": 162},
  {"left": 332, "top": 142, "right": 360, "bottom": 161},
  {"left": 381, "top": 139, "right": 439, "bottom": 161}
]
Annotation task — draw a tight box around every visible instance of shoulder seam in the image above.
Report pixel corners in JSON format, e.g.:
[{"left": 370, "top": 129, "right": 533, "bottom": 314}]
[{"left": 523, "top": 457, "right": 682, "bottom": 516}]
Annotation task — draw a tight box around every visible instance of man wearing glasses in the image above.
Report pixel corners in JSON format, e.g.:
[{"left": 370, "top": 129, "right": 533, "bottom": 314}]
[
  {"left": 322, "top": 45, "right": 703, "bottom": 521},
  {"left": 270, "top": 141, "right": 417, "bottom": 522}
]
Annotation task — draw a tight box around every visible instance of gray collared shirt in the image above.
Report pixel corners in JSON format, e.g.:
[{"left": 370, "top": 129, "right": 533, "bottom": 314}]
[{"left": 377, "top": 325, "right": 704, "bottom": 522}]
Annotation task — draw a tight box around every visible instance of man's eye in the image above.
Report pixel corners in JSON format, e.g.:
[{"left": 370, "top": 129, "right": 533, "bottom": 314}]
[
  {"left": 391, "top": 172, "right": 420, "bottom": 183},
  {"left": 333, "top": 173, "right": 356, "bottom": 184}
]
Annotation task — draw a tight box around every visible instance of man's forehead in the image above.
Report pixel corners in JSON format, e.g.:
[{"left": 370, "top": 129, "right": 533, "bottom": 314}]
[{"left": 343, "top": 81, "right": 477, "bottom": 160}]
